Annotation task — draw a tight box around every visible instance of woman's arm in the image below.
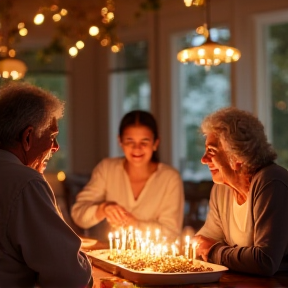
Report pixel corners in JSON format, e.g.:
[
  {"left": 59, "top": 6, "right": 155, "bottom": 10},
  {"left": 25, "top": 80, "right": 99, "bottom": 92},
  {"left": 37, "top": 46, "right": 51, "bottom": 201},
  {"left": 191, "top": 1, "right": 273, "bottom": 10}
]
[
  {"left": 208, "top": 180, "right": 288, "bottom": 276},
  {"left": 71, "top": 160, "right": 108, "bottom": 229}
]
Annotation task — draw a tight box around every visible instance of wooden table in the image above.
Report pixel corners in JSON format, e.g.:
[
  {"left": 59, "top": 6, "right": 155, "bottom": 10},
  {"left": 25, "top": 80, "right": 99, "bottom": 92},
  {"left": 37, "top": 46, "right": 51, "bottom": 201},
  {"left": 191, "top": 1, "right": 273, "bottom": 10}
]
[
  {"left": 91, "top": 266, "right": 288, "bottom": 288},
  {"left": 82, "top": 240, "right": 288, "bottom": 288}
]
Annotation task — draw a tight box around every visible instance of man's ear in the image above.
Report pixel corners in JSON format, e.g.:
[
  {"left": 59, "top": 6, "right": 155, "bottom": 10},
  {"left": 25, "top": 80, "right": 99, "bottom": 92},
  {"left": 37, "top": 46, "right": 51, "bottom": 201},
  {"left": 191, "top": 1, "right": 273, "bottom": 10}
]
[{"left": 21, "top": 126, "right": 34, "bottom": 151}]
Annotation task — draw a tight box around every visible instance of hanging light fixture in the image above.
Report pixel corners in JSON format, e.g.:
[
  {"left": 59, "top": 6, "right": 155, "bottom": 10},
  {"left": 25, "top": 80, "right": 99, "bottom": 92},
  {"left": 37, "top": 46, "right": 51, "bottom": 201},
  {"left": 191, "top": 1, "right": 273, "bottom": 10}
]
[
  {"left": 184, "top": 0, "right": 205, "bottom": 7},
  {"left": 0, "top": 58, "right": 27, "bottom": 80},
  {"left": 0, "top": 0, "right": 28, "bottom": 80},
  {"left": 177, "top": 0, "right": 241, "bottom": 66}
]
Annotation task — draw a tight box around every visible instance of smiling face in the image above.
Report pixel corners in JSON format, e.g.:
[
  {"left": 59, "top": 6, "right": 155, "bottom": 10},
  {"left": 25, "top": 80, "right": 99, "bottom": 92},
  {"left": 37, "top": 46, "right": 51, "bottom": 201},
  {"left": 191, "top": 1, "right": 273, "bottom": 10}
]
[
  {"left": 28, "top": 118, "right": 60, "bottom": 173},
  {"left": 201, "top": 132, "right": 237, "bottom": 185},
  {"left": 119, "top": 124, "right": 159, "bottom": 166}
]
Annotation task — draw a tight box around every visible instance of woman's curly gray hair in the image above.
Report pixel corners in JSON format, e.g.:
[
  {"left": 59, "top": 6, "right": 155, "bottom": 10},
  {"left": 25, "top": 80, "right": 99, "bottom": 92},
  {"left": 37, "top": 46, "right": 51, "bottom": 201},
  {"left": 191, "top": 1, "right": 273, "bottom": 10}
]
[
  {"left": 201, "top": 107, "right": 277, "bottom": 175},
  {"left": 0, "top": 82, "right": 64, "bottom": 147}
]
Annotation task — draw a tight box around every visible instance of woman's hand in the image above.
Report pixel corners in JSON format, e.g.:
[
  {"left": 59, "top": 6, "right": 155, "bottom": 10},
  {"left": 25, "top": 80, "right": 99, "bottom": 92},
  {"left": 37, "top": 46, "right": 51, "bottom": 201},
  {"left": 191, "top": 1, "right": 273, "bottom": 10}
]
[
  {"left": 193, "top": 235, "right": 217, "bottom": 261},
  {"left": 103, "top": 203, "right": 137, "bottom": 228}
]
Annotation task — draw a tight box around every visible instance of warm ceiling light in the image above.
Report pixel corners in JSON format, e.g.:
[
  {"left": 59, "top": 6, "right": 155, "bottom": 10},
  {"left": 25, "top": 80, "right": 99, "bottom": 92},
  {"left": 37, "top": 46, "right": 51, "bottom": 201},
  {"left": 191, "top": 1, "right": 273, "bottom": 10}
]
[
  {"left": 179, "top": 0, "right": 241, "bottom": 67},
  {"left": 177, "top": 38, "right": 241, "bottom": 66},
  {"left": 0, "top": 58, "right": 27, "bottom": 80},
  {"left": 184, "top": 0, "right": 205, "bottom": 7}
]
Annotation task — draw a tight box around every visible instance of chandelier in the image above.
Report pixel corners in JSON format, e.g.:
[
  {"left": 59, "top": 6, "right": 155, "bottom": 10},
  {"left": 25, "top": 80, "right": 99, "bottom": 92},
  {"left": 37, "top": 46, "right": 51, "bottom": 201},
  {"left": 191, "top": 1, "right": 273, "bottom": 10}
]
[
  {"left": 0, "top": 0, "right": 28, "bottom": 80},
  {"left": 177, "top": 0, "right": 241, "bottom": 67}
]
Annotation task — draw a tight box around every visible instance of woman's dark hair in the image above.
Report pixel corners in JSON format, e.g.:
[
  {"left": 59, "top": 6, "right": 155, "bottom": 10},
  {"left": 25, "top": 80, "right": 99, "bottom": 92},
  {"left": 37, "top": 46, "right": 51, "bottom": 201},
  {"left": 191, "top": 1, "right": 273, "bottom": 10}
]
[{"left": 118, "top": 110, "right": 159, "bottom": 162}]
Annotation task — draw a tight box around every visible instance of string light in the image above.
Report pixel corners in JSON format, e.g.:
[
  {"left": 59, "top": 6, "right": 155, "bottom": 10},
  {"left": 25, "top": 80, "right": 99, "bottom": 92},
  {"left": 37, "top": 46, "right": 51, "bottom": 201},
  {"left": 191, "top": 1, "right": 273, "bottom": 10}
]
[{"left": 31, "top": 0, "right": 123, "bottom": 59}]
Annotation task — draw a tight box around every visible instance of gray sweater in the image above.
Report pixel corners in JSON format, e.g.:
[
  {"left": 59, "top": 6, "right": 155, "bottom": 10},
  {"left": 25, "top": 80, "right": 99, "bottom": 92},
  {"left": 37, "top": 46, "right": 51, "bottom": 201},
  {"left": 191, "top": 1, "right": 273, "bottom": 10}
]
[{"left": 198, "top": 163, "right": 288, "bottom": 276}]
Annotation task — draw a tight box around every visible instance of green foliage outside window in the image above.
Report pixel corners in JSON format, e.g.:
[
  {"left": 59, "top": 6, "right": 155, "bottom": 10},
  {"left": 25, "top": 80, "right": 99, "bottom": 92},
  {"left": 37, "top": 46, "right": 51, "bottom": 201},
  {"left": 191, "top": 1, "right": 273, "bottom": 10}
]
[{"left": 268, "top": 23, "right": 288, "bottom": 169}]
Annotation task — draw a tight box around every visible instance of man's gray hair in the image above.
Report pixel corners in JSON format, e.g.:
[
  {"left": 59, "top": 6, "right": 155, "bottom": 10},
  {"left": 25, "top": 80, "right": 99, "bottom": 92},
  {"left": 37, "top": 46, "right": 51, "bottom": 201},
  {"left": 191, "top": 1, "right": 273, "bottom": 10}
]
[
  {"left": 0, "top": 82, "right": 64, "bottom": 147},
  {"left": 201, "top": 107, "right": 277, "bottom": 175}
]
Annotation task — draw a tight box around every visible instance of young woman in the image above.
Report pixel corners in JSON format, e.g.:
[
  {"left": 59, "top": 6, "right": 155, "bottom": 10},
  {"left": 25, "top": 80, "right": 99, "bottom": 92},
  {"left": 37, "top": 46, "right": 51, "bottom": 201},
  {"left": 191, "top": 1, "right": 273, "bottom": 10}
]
[{"left": 71, "top": 110, "right": 184, "bottom": 241}]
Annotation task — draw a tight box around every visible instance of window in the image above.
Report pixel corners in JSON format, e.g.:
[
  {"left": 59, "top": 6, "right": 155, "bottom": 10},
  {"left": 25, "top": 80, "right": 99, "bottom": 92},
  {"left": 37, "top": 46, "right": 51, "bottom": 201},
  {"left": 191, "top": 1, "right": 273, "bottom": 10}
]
[
  {"left": 20, "top": 51, "right": 69, "bottom": 172},
  {"left": 172, "top": 28, "right": 232, "bottom": 181},
  {"left": 255, "top": 10, "right": 288, "bottom": 169},
  {"left": 109, "top": 41, "right": 151, "bottom": 157}
]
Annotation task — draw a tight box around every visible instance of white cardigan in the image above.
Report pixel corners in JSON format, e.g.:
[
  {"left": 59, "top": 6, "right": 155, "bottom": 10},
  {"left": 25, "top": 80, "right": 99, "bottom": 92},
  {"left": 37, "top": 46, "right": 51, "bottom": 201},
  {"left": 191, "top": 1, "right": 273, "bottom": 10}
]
[{"left": 71, "top": 157, "right": 184, "bottom": 240}]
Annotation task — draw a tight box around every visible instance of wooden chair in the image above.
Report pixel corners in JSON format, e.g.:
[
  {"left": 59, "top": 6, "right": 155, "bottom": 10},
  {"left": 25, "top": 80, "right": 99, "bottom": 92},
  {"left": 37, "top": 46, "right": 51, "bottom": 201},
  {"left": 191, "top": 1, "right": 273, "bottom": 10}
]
[
  {"left": 183, "top": 180, "right": 213, "bottom": 232},
  {"left": 61, "top": 173, "right": 110, "bottom": 241}
]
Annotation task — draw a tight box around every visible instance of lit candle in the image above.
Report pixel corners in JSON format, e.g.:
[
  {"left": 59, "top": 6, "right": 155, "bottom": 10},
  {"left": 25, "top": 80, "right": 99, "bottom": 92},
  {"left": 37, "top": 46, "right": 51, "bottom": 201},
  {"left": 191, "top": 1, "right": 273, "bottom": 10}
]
[
  {"left": 108, "top": 232, "right": 113, "bottom": 254},
  {"left": 146, "top": 228, "right": 151, "bottom": 243},
  {"left": 127, "top": 226, "right": 133, "bottom": 250},
  {"left": 171, "top": 244, "right": 176, "bottom": 257},
  {"left": 162, "top": 244, "right": 168, "bottom": 256},
  {"left": 121, "top": 228, "right": 126, "bottom": 251},
  {"left": 141, "top": 241, "right": 146, "bottom": 254},
  {"left": 155, "top": 228, "right": 160, "bottom": 242},
  {"left": 185, "top": 235, "right": 190, "bottom": 258},
  {"left": 115, "top": 231, "right": 120, "bottom": 253},
  {"left": 135, "top": 230, "right": 141, "bottom": 251},
  {"left": 192, "top": 241, "right": 197, "bottom": 264}
]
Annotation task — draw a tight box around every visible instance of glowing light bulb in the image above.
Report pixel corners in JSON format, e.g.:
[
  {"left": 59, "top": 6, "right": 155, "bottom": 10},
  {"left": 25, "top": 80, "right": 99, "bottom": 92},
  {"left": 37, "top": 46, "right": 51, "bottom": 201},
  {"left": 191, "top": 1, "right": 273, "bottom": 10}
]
[
  {"left": 2, "top": 71, "right": 9, "bottom": 78},
  {"left": 111, "top": 45, "right": 120, "bottom": 53},
  {"left": 101, "top": 39, "right": 109, "bottom": 46},
  {"left": 57, "top": 171, "right": 66, "bottom": 181},
  {"left": 89, "top": 26, "right": 99, "bottom": 36},
  {"left": 52, "top": 14, "right": 61, "bottom": 22},
  {"left": 214, "top": 48, "right": 221, "bottom": 55},
  {"left": 198, "top": 48, "right": 205, "bottom": 56},
  {"left": 18, "top": 22, "right": 25, "bottom": 29},
  {"left": 226, "top": 48, "right": 234, "bottom": 57},
  {"left": 107, "top": 12, "right": 114, "bottom": 21},
  {"left": 10, "top": 71, "right": 19, "bottom": 80},
  {"left": 51, "top": 5, "right": 58, "bottom": 11},
  {"left": 76, "top": 41, "right": 85, "bottom": 49},
  {"left": 19, "top": 28, "right": 28, "bottom": 36},
  {"left": 8, "top": 49, "right": 16, "bottom": 57},
  {"left": 60, "top": 9, "right": 68, "bottom": 16},
  {"left": 184, "top": 0, "right": 193, "bottom": 6},
  {"left": 69, "top": 47, "right": 78, "bottom": 57},
  {"left": 34, "top": 14, "right": 45, "bottom": 25},
  {"left": 101, "top": 7, "right": 108, "bottom": 16}
]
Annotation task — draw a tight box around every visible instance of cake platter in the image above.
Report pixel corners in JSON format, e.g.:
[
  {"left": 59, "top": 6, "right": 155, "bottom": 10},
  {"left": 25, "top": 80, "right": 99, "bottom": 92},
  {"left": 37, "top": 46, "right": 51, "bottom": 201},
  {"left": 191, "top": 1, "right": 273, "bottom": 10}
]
[{"left": 87, "top": 250, "right": 228, "bottom": 285}]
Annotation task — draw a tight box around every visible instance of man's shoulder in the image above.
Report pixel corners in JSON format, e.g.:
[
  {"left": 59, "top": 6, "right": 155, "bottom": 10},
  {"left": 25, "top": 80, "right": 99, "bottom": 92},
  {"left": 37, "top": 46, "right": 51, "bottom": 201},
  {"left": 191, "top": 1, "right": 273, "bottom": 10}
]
[{"left": 1, "top": 161, "right": 45, "bottom": 186}]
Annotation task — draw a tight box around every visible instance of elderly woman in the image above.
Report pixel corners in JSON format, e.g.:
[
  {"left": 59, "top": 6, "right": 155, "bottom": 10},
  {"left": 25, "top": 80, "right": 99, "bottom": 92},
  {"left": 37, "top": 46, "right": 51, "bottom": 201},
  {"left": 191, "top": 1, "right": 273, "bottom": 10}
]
[{"left": 194, "top": 107, "right": 288, "bottom": 276}]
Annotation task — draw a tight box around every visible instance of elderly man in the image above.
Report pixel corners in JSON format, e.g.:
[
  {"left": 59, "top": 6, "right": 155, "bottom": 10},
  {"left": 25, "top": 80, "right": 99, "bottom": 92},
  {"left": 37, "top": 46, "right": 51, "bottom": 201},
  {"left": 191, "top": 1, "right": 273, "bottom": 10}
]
[{"left": 0, "top": 83, "right": 92, "bottom": 287}]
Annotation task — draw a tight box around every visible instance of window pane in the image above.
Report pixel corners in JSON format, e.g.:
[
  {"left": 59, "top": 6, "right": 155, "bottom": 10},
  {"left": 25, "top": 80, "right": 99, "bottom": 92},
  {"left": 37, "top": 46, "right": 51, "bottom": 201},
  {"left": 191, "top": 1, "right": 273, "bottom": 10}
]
[
  {"left": 175, "top": 28, "right": 231, "bottom": 181},
  {"left": 267, "top": 22, "right": 288, "bottom": 169},
  {"left": 20, "top": 51, "right": 69, "bottom": 172},
  {"left": 109, "top": 41, "right": 150, "bottom": 157}
]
